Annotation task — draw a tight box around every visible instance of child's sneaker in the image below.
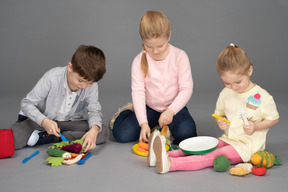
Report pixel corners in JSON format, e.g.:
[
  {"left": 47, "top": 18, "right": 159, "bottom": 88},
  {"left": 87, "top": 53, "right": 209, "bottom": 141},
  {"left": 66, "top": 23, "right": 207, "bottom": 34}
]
[
  {"left": 153, "top": 135, "right": 170, "bottom": 174},
  {"left": 109, "top": 102, "right": 133, "bottom": 129},
  {"left": 147, "top": 130, "right": 160, "bottom": 166},
  {"left": 27, "top": 130, "right": 55, "bottom": 146}
]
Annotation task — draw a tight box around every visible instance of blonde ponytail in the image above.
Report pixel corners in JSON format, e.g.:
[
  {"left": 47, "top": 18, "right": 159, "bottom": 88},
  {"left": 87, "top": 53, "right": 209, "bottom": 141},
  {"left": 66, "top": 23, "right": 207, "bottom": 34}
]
[
  {"left": 139, "top": 11, "right": 171, "bottom": 78},
  {"left": 141, "top": 51, "right": 149, "bottom": 78}
]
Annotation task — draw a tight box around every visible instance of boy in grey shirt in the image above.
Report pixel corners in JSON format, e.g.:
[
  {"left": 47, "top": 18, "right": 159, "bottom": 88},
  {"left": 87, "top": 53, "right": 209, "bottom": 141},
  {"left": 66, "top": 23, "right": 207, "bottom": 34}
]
[{"left": 13, "top": 45, "right": 108, "bottom": 151}]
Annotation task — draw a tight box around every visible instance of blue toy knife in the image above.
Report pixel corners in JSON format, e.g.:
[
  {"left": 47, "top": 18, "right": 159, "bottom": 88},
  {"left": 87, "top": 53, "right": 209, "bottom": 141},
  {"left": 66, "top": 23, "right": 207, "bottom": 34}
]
[
  {"left": 77, "top": 153, "right": 92, "bottom": 165},
  {"left": 22, "top": 150, "right": 40, "bottom": 164},
  {"left": 58, "top": 132, "right": 69, "bottom": 142}
]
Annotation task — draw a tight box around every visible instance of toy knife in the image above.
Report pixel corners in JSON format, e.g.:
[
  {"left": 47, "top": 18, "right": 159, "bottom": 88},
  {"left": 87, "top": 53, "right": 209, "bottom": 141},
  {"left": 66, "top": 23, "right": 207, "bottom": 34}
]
[
  {"left": 77, "top": 153, "right": 92, "bottom": 165},
  {"left": 58, "top": 132, "right": 69, "bottom": 142},
  {"left": 239, "top": 109, "right": 249, "bottom": 126},
  {"left": 22, "top": 150, "right": 40, "bottom": 164},
  {"left": 212, "top": 114, "right": 231, "bottom": 124}
]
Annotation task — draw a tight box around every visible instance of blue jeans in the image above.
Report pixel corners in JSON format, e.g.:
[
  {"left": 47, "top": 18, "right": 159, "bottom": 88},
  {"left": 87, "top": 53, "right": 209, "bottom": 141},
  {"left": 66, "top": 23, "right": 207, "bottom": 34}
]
[{"left": 112, "top": 106, "right": 197, "bottom": 144}]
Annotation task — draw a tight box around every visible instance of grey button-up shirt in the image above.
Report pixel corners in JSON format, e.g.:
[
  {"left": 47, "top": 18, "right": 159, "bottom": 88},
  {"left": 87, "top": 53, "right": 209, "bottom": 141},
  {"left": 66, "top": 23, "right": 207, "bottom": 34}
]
[{"left": 21, "top": 66, "right": 103, "bottom": 131}]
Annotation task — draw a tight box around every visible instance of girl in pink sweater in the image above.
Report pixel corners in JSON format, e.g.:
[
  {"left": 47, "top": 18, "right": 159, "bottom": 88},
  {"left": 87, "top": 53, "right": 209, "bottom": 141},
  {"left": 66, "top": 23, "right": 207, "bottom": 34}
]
[{"left": 110, "top": 11, "right": 197, "bottom": 146}]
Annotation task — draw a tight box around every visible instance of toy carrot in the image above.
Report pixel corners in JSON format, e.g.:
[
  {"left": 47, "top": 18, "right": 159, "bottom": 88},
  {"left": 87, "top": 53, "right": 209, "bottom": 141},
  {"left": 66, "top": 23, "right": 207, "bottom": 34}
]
[
  {"left": 136, "top": 147, "right": 148, "bottom": 153},
  {"left": 138, "top": 142, "right": 149, "bottom": 150}
]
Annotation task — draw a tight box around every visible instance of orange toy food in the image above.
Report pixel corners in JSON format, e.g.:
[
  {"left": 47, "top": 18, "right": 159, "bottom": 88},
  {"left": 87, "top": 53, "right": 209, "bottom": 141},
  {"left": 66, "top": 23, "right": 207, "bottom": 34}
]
[
  {"left": 138, "top": 142, "right": 149, "bottom": 151},
  {"left": 251, "top": 151, "right": 281, "bottom": 168},
  {"left": 136, "top": 147, "right": 148, "bottom": 153},
  {"left": 70, "top": 153, "right": 79, "bottom": 158}
]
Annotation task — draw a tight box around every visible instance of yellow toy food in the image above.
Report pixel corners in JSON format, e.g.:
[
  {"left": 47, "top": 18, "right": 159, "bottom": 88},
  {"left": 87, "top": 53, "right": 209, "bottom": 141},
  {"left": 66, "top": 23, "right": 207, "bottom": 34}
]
[
  {"left": 251, "top": 151, "right": 281, "bottom": 168},
  {"left": 234, "top": 163, "right": 253, "bottom": 172},
  {"left": 230, "top": 168, "right": 250, "bottom": 176}
]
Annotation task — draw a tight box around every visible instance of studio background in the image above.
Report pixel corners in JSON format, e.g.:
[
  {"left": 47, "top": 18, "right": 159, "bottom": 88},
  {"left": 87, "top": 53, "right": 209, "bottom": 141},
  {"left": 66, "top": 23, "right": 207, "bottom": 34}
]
[
  {"left": 1, "top": 0, "right": 287, "bottom": 130},
  {"left": 0, "top": 0, "right": 288, "bottom": 135},
  {"left": 1, "top": 1, "right": 288, "bottom": 192}
]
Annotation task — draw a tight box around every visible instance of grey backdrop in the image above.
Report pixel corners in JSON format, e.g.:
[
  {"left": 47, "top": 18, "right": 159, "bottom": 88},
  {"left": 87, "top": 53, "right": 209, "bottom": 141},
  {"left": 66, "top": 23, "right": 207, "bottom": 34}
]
[
  {"left": 1, "top": 1, "right": 288, "bottom": 191},
  {"left": 0, "top": 0, "right": 287, "bottom": 126}
]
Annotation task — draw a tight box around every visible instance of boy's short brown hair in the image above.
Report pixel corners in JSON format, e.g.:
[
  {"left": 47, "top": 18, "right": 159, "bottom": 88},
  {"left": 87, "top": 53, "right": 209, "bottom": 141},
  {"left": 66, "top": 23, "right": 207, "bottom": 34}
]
[{"left": 71, "top": 45, "right": 106, "bottom": 82}]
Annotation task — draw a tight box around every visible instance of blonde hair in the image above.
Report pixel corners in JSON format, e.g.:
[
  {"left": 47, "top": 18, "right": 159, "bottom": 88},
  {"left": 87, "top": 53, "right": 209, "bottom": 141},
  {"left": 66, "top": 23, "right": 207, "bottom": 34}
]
[
  {"left": 139, "top": 11, "right": 171, "bottom": 77},
  {"left": 217, "top": 44, "right": 252, "bottom": 76}
]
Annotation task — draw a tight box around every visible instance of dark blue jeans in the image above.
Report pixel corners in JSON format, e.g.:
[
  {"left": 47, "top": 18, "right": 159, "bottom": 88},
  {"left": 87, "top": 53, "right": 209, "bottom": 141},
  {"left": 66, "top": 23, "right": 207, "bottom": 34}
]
[{"left": 112, "top": 106, "right": 197, "bottom": 144}]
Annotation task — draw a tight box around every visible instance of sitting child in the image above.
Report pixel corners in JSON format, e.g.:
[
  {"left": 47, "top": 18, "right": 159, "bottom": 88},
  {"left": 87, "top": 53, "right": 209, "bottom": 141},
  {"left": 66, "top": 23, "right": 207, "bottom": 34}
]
[
  {"left": 12, "top": 45, "right": 108, "bottom": 152},
  {"left": 149, "top": 43, "right": 279, "bottom": 174}
]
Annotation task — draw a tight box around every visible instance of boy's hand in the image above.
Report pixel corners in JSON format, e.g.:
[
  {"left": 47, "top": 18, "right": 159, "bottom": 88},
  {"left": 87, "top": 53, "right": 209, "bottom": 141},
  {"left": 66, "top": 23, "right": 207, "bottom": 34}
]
[
  {"left": 139, "top": 123, "right": 150, "bottom": 143},
  {"left": 81, "top": 125, "right": 99, "bottom": 152},
  {"left": 159, "top": 108, "right": 174, "bottom": 128},
  {"left": 41, "top": 118, "right": 60, "bottom": 137},
  {"left": 215, "top": 118, "right": 229, "bottom": 130}
]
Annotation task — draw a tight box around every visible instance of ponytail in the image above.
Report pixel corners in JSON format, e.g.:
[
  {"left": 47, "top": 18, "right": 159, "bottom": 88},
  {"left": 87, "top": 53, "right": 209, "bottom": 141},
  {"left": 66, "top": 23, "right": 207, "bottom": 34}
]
[{"left": 141, "top": 50, "right": 149, "bottom": 78}]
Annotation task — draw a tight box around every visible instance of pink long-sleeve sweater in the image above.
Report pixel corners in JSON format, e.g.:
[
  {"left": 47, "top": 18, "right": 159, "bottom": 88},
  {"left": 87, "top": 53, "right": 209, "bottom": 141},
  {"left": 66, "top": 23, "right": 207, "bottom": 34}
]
[{"left": 131, "top": 44, "right": 193, "bottom": 126}]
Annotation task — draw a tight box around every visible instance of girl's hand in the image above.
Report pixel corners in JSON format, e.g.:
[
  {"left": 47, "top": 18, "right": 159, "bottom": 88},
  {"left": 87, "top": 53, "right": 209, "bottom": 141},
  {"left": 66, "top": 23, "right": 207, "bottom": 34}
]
[
  {"left": 243, "top": 121, "right": 256, "bottom": 136},
  {"left": 139, "top": 123, "right": 150, "bottom": 143},
  {"left": 81, "top": 125, "right": 99, "bottom": 152},
  {"left": 41, "top": 118, "right": 60, "bottom": 137},
  {"left": 159, "top": 108, "right": 174, "bottom": 128},
  {"left": 215, "top": 118, "right": 229, "bottom": 130}
]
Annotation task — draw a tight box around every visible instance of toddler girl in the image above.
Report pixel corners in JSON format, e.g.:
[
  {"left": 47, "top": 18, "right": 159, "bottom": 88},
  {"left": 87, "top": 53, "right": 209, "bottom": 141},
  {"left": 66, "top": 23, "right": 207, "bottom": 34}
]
[{"left": 150, "top": 43, "right": 279, "bottom": 174}]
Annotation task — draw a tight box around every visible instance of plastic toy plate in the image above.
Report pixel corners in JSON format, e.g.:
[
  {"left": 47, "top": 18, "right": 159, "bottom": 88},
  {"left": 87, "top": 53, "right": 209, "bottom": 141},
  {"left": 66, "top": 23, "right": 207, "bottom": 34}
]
[
  {"left": 132, "top": 143, "right": 169, "bottom": 157},
  {"left": 179, "top": 136, "right": 219, "bottom": 155}
]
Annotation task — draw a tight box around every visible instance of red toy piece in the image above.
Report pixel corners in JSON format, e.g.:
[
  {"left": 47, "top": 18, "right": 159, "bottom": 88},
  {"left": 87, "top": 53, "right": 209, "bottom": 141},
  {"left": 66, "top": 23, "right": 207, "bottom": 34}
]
[{"left": 252, "top": 167, "right": 267, "bottom": 176}]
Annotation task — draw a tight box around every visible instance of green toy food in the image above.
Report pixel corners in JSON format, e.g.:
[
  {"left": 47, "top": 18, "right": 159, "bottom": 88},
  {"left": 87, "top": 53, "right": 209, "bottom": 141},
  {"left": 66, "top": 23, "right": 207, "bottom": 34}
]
[
  {"left": 213, "top": 155, "right": 231, "bottom": 172},
  {"left": 46, "top": 157, "right": 65, "bottom": 167},
  {"left": 49, "top": 141, "right": 69, "bottom": 149},
  {"left": 46, "top": 149, "right": 72, "bottom": 158},
  {"left": 251, "top": 151, "right": 281, "bottom": 168}
]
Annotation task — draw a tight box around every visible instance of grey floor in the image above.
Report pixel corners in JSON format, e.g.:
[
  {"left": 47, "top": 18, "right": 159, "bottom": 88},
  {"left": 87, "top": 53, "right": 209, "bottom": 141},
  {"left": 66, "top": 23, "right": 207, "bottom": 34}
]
[{"left": 0, "top": 92, "right": 287, "bottom": 192}]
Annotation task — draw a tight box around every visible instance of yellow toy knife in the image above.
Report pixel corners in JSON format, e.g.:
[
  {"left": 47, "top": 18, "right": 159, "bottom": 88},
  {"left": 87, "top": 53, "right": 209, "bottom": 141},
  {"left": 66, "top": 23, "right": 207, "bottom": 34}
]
[{"left": 212, "top": 114, "right": 231, "bottom": 124}]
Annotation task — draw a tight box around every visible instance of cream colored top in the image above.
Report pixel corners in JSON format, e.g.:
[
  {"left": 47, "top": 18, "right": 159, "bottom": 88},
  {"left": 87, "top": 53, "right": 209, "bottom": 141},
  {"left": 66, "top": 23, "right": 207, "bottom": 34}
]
[{"left": 214, "top": 85, "right": 279, "bottom": 162}]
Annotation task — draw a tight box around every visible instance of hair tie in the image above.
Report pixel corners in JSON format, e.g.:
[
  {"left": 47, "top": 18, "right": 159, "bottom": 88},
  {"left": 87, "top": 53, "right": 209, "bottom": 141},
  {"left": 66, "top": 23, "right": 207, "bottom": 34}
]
[{"left": 230, "top": 43, "right": 235, "bottom": 47}]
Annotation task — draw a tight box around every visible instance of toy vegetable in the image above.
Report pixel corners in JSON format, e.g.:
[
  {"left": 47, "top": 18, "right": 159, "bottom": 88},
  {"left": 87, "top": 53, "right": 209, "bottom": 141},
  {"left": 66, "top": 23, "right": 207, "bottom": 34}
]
[
  {"left": 138, "top": 142, "right": 148, "bottom": 151},
  {"left": 252, "top": 167, "right": 267, "bottom": 176},
  {"left": 46, "top": 139, "right": 86, "bottom": 167},
  {"left": 64, "top": 154, "right": 84, "bottom": 165},
  {"left": 46, "top": 149, "right": 71, "bottom": 158},
  {"left": 251, "top": 151, "right": 281, "bottom": 168},
  {"left": 213, "top": 155, "right": 231, "bottom": 172},
  {"left": 61, "top": 143, "right": 82, "bottom": 153}
]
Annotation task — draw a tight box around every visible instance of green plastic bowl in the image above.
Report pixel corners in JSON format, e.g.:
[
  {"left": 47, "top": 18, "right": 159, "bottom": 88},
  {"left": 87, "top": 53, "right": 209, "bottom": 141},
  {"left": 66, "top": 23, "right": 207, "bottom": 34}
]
[{"left": 179, "top": 136, "right": 219, "bottom": 155}]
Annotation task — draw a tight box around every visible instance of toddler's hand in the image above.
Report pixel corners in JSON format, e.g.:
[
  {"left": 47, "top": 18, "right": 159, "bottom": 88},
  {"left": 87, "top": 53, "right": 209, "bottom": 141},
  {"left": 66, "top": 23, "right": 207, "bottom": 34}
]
[
  {"left": 41, "top": 118, "right": 60, "bottom": 137},
  {"left": 243, "top": 121, "right": 256, "bottom": 136},
  {"left": 159, "top": 108, "right": 174, "bottom": 128},
  {"left": 216, "top": 118, "right": 229, "bottom": 130},
  {"left": 139, "top": 123, "right": 150, "bottom": 143}
]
